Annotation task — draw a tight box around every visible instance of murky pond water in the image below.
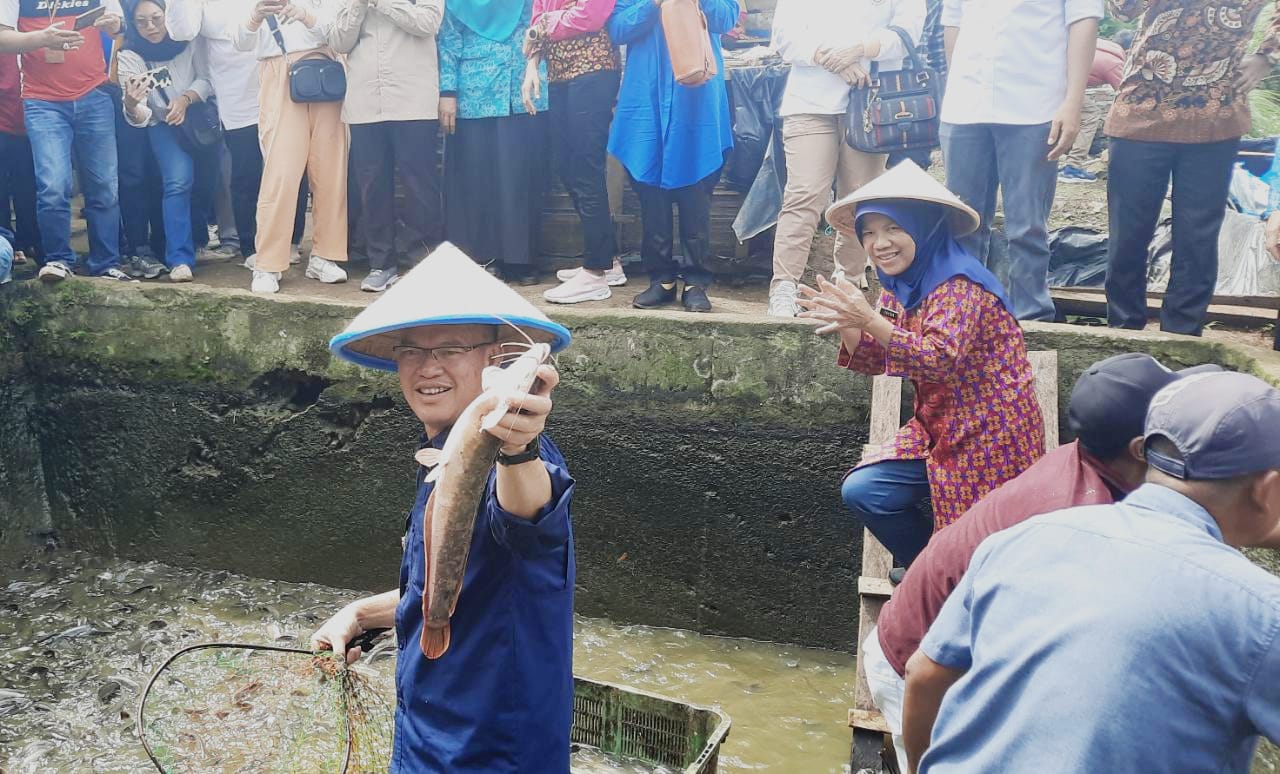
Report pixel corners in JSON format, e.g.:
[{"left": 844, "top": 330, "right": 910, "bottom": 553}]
[{"left": 0, "top": 553, "right": 855, "bottom": 773}]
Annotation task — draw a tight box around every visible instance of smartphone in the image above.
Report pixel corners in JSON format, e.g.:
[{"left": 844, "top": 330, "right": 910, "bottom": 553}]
[{"left": 73, "top": 6, "right": 105, "bottom": 30}]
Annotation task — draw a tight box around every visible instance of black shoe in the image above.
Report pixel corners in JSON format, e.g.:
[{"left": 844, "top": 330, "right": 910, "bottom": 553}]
[
  {"left": 888, "top": 566, "right": 907, "bottom": 586},
  {"left": 682, "top": 285, "right": 711, "bottom": 313},
  {"left": 633, "top": 282, "right": 678, "bottom": 309}
]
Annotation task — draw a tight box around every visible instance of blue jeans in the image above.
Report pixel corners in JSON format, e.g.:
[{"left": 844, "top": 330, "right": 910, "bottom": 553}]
[
  {"left": 148, "top": 123, "right": 195, "bottom": 270},
  {"left": 940, "top": 122, "right": 1057, "bottom": 321},
  {"left": 0, "top": 235, "right": 12, "bottom": 284},
  {"left": 842, "top": 460, "right": 933, "bottom": 568},
  {"left": 24, "top": 87, "right": 121, "bottom": 275}
]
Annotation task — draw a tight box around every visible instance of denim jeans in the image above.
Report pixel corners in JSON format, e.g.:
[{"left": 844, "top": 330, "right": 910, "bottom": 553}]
[
  {"left": 24, "top": 87, "right": 121, "bottom": 274},
  {"left": 940, "top": 122, "right": 1057, "bottom": 321},
  {"left": 148, "top": 122, "right": 196, "bottom": 270},
  {"left": 0, "top": 234, "right": 12, "bottom": 284},
  {"left": 1105, "top": 137, "right": 1239, "bottom": 336},
  {"left": 841, "top": 459, "right": 932, "bottom": 567},
  {"left": 0, "top": 132, "right": 40, "bottom": 255}
]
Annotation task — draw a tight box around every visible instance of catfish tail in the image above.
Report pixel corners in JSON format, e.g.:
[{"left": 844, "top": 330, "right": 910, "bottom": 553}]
[{"left": 421, "top": 624, "right": 451, "bottom": 659}]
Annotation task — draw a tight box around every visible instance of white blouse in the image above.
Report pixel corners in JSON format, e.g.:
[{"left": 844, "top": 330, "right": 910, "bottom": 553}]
[{"left": 772, "top": 0, "right": 926, "bottom": 117}]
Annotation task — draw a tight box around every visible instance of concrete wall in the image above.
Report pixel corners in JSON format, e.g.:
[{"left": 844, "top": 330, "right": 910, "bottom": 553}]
[{"left": 3, "top": 281, "right": 1280, "bottom": 652}]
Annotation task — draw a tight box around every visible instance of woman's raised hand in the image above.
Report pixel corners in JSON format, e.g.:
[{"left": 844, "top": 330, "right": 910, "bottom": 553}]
[{"left": 796, "top": 273, "right": 878, "bottom": 335}]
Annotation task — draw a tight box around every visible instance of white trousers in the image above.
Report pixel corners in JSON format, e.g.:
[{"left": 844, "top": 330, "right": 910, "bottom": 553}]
[{"left": 863, "top": 625, "right": 908, "bottom": 772}]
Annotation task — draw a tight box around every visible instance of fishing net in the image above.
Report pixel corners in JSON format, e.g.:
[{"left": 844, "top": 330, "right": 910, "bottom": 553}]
[{"left": 137, "top": 635, "right": 395, "bottom": 773}]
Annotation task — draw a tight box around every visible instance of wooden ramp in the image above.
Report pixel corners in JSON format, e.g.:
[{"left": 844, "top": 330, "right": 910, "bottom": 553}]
[{"left": 848, "top": 351, "right": 1060, "bottom": 773}]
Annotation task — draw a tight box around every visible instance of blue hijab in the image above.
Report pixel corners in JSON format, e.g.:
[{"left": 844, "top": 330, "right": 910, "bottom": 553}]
[
  {"left": 449, "top": 0, "right": 525, "bottom": 41},
  {"left": 123, "top": 0, "right": 188, "bottom": 62},
  {"left": 854, "top": 200, "right": 1012, "bottom": 314}
]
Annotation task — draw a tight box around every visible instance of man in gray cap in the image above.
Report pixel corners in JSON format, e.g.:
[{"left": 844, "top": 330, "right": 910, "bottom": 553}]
[{"left": 901, "top": 371, "right": 1280, "bottom": 773}]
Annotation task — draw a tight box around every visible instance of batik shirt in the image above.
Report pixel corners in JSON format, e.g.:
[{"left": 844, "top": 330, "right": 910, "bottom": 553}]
[
  {"left": 1104, "top": 0, "right": 1280, "bottom": 143},
  {"left": 838, "top": 277, "right": 1045, "bottom": 530}
]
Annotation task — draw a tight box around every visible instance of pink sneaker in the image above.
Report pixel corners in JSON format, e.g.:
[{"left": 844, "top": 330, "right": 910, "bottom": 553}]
[{"left": 543, "top": 268, "right": 611, "bottom": 304}]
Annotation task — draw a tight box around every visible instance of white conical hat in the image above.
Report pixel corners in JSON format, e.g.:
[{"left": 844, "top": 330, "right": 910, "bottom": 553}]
[
  {"left": 329, "top": 242, "right": 572, "bottom": 371},
  {"left": 824, "top": 160, "right": 981, "bottom": 238}
]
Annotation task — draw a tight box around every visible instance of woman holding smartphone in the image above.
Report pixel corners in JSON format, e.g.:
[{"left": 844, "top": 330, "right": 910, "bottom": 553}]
[
  {"left": 235, "top": 0, "right": 347, "bottom": 295},
  {"left": 117, "top": 0, "right": 212, "bottom": 282}
]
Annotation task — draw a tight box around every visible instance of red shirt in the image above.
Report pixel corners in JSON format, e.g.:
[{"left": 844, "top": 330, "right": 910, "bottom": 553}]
[
  {"left": 1, "top": 0, "right": 114, "bottom": 102},
  {"left": 875, "top": 441, "right": 1130, "bottom": 676},
  {"left": 0, "top": 53, "right": 22, "bottom": 134},
  {"left": 1088, "top": 39, "right": 1126, "bottom": 89}
]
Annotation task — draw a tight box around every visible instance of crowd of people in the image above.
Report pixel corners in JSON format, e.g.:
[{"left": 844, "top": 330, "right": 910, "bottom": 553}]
[
  {"left": 0, "top": 0, "right": 742, "bottom": 312},
  {"left": 0, "top": 0, "right": 1275, "bottom": 334}
]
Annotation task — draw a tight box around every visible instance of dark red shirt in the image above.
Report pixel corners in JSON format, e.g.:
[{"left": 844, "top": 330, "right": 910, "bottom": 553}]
[
  {"left": 876, "top": 441, "right": 1130, "bottom": 676},
  {"left": 0, "top": 53, "right": 21, "bottom": 134}
]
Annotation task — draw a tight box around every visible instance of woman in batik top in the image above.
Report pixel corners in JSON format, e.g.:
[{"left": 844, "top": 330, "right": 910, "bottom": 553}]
[{"left": 798, "top": 161, "right": 1044, "bottom": 569}]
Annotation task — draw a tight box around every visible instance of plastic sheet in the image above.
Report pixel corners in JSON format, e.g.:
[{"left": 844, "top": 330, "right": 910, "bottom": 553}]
[
  {"left": 725, "top": 63, "right": 789, "bottom": 192},
  {"left": 1227, "top": 162, "right": 1270, "bottom": 218},
  {"left": 1047, "top": 226, "right": 1108, "bottom": 288},
  {"left": 1147, "top": 209, "right": 1280, "bottom": 297}
]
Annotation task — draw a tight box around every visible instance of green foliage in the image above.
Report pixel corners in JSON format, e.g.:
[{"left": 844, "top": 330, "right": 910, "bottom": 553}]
[
  {"left": 1099, "top": 15, "right": 1135, "bottom": 40},
  {"left": 1251, "top": 4, "right": 1280, "bottom": 138}
]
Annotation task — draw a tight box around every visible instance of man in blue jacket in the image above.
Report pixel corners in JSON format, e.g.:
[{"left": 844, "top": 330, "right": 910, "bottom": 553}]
[{"left": 313, "top": 243, "right": 577, "bottom": 772}]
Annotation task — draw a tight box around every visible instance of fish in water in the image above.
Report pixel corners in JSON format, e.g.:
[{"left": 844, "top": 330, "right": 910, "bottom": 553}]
[{"left": 412, "top": 341, "right": 552, "bottom": 659}]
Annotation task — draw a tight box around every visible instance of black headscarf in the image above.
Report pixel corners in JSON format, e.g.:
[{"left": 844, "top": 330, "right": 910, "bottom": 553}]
[{"left": 123, "top": 0, "right": 188, "bottom": 62}]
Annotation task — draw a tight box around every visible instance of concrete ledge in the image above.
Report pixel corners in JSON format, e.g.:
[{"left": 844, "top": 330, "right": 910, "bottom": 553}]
[{"left": 4, "top": 280, "right": 1280, "bottom": 650}]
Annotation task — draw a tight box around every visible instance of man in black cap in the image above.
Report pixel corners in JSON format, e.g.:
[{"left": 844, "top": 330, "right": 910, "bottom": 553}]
[
  {"left": 902, "top": 371, "right": 1280, "bottom": 774},
  {"left": 863, "top": 352, "right": 1208, "bottom": 771}
]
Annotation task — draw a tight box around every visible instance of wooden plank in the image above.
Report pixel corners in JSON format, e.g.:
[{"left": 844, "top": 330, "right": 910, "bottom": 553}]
[
  {"left": 849, "top": 708, "right": 892, "bottom": 735},
  {"left": 1057, "top": 285, "right": 1280, "bottom": 311},
  {"left": 858, "top": 577, "right": 895, "bottom": 598},
  {"left": 866, "top": 375, "right": 905, "bottom": 449},
  {"left": 1028, "top": 350, "right": 1060, "bottom": 451},
  {"left": 1052, "top": 289, "right": 1278, "bottom": 327}
]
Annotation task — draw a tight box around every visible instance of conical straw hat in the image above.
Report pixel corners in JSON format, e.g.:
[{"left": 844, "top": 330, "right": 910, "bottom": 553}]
[
  {"left": 329, "top": 242, "right": 572, "bottom": 371},
  {"left": 824, "top": 160, "right": 981, "bottom": 239}
]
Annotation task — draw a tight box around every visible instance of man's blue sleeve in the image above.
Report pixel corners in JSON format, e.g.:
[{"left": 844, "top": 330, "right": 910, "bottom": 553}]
[
  {"left": 1245, "top": 620, "right": 1280, "bottom": 741},
  {"left": 485, "top": 440, "right": 575, "bottom": 558}
]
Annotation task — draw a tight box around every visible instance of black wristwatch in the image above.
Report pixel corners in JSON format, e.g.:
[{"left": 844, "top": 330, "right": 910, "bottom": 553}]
[{"left": 497, "top": 435, "right": 541, "bottom": 466}]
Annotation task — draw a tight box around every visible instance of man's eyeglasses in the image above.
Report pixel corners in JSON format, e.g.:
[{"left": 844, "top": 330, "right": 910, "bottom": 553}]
[{"left": 391, "top": 341, "right": 493, "bottom": 367}]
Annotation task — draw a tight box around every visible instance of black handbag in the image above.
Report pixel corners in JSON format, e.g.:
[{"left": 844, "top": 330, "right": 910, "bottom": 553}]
[
  {"left": 155, "top": 75, "right": 223, "bottom": 154},
  {"left": 845, "top": 26, "right": 939, "bottom": 154},
  {"left": 267, "top": 15, "right": 346, "bottom": 103},
  {"left": 177, "top": 100, "right": 224, "bottom": 153}
]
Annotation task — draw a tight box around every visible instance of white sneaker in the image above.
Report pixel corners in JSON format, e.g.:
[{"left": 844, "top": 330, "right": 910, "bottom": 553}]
[
  {"left": 305, "top": 255, "right": 347, "bottom": 284},
  {"left": 290, "top": 244, "right": 302, "bottom": 265},
  {"left": 251, "top": 269, "right": 281, "bottom": 294},
  {"left": 556, "top": 259, "right": 627, "bottom": 286},
  {"left": 767, "top": 280, "right": 799, "bottom": 317},
  {"left": 242, "top": 253, "right": 256, "bottom": 270},
  {"left": 169, "top": 264, "right": 193, "bottom": 283},
  {"left": 543, "top": 268, "right": 612, "bottom": 304},
  {"left": 38, "top": 261, "right": 73, "bottom": 283},
  {"left": 207, "top": 224, "right": 221, "bottom": 248}
]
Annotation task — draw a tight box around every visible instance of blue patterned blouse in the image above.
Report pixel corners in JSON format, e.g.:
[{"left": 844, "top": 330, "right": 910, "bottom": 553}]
[{"left": 438, "top": 1, "right": 549, "bottom": 120}]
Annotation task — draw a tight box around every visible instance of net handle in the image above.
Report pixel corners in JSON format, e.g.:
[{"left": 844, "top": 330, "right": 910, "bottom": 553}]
[{"left": 136, "top": 641, "right": 356, "bottom": 773}]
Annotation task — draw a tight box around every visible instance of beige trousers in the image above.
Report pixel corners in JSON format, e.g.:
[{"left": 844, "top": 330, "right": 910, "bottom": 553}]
[
  {"left": 255, "top": 51, "right": 348, "bottom": 273},
  {"left": 771, "top": 113, "right": 886, "bottom": 293},
  {"left": 1064, "top": 85, "right": 1115, "bottom": 168}
]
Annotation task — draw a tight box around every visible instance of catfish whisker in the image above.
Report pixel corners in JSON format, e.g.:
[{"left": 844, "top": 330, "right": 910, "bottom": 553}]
[{"left": 491, "top": 314, "right": 536, "bottom": 347}]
